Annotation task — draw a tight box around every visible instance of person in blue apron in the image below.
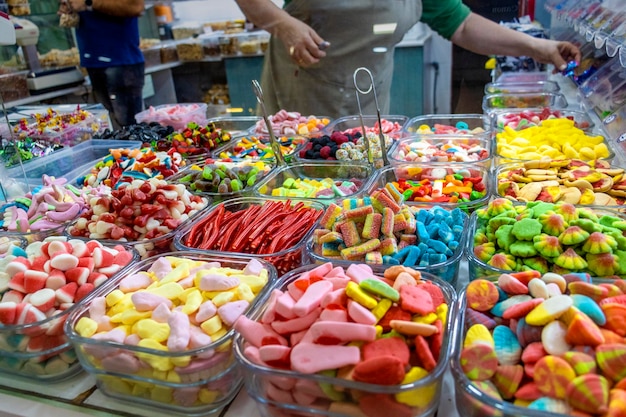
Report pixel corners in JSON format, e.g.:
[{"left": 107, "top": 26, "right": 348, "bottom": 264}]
[{"left": 235, "top": 0, "right": 581, "bottom": 118}]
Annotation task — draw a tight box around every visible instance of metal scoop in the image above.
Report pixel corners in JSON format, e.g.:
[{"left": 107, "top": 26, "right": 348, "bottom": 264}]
[
  {"left": 353, "top": 67, "right": 390, "bottom": 167},
  {"left": 252, "top": 79, "right": 286, "bottom": 167}
]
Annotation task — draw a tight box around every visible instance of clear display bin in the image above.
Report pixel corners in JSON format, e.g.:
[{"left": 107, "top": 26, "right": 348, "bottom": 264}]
[
  {"left": 482, "top": 92, "right": 569, "bottom": 114},
  {"left": 0, "top": 237, "right": 136, "bottom": 382},
  {"left": 205, "top": 116, "right": 260, "bottom": 136},
  {"left": 218, "top": 32, "right": 261, "bottom": 56},
  {"left": 494, "top": 159, "right": 626, "bottom": 209},
  {"left": 176, "top": 38, "right": 204, "bottom": 61},
  {"left": 174, "top": 197, "right": 325, "bottom": 276},
  {"left": 367, "top": 164, "right": 490, "bottom": 212},
  {"left": 579, "top": 55, "right": 626, "bottom": 119},
  {"left": 213, "top": 133, "right": 307, "bottom": 163},
  {"left": 135, "top": 103, "right": 208, "bottom": 131},
  {"left": 324, "top": 115, "right": 409, "bottom": 140},
  {"left": 495, "top": 125, "right": 615, "bottom": 166},
  {"left": 13, "top": 111, "right": 101, "bottom": 147},
  {"left": 404, "top": 114, "right": 491, "bottom": 135},
  {"left": 466, "top": 199, "right": 626, "bottom": 281},
  {"left": 171, "top": 159, "right": 275, "bottom": 203},
  {"left": 160, "top": 40, "right": 179, "bottom": 63},
  {"left": 199, "top": 32, "right": 221, "bottom": 58},
  {"left": 141, "top": 44, "right": 162, "bottom": 67},
  {"left": 388, "top": 134, "right": 491, "bottom": 166},
  {"left": 491, "top": 108, "right": 595, "bottom": 132},
  {"left": 252, "top": 161, "right": 373, "bottom": 205},
  {"left": 66, "top": 252, "right": 275, "bottom": 415},
  {"left": 0, "top": 70, "right": 29, "bottom": 102},
  {"left": 6, "top": 139, "right": 142, "bottom": 186},
  {"left": 171, "top": 22, "right": 203, "bottom": 40},
  {"left": 233, "top": 262, "right": 458, "bottom": 417},
  {"left": 484, "top": 80, "right": 560, "bottom": 95},
  {"left": 494, "top": 72, "right": 549, "bottom": 84}
]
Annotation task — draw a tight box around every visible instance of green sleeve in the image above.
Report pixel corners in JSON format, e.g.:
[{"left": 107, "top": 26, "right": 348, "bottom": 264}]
[{"left": 421, "top": 0, "right": 471, "bottom": 40}]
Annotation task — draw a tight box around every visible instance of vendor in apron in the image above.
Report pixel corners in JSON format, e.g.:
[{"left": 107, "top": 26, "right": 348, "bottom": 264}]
[{"left": 236, "top": 0, "right": 580, "bottom": 119}]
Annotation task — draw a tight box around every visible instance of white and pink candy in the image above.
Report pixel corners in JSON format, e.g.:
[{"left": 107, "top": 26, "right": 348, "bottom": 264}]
[{"left": 72, "top": 255, "right": 271, "bottom": 391}]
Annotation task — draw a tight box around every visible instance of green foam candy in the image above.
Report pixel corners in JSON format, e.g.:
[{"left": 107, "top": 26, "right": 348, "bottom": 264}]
[
  {"left": 512, "top": 218, "right": 543, "bottom": 241},
  {"left": 509, "top": 240, "right": 538, "bottom": 258},
  {"left": 360, "top": 278, "right": 399, "bottom": 302},
  {"left": 494, "top": 224, "right": 515, "bottom": 252}
]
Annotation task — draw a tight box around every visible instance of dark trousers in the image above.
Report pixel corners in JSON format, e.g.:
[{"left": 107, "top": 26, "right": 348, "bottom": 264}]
[{"left": 87, "top": 63, "right": 145, "bottom": 129}]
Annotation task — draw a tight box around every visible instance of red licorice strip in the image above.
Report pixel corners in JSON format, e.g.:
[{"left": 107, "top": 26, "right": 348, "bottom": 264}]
[{"left": 186, "top": 201, "right": 322, "bottom": 260}]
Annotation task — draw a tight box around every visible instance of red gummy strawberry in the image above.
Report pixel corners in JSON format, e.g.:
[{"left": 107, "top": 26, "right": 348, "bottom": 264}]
[{"left": 319, "top": 146, "right": 332, "bottom": 159}]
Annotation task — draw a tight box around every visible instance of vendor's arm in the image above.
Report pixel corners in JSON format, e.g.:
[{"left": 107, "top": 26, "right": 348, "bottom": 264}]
[
  {"left": 234, "top": 0, "right": 327, "bottom": 65},
  {"left": 450, "top": 12, "right": 581, "bottom": 71},
  {"left": 66, "top": 0, "right": 144, "bottom": 17}
]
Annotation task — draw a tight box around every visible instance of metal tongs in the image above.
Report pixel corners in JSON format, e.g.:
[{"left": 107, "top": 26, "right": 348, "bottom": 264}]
[
  {"left": 252, "top": 80, "right": 286, "bottom": 167},
  {"left": 353, "top": 67, "right": 389, "bottom": 167}
]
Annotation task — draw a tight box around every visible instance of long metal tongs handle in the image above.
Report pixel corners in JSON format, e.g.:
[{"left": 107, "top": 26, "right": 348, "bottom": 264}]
[
  {"left": 353, "top": 67, "right": 390, "bottom": 166},
  {"left": 252, "top": 80, "right": 285, "bottom": 167}
]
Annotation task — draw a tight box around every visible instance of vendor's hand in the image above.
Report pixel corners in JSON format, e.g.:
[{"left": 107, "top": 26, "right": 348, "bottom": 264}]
[
  {"left": 531, "top": 38, "right": 582, "bottom": 73},
  {"left": 275, "top": 15, "right": 328, "bottom": 67}
]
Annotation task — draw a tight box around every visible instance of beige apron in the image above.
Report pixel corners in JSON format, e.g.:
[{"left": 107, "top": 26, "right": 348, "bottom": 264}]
[{"left": 259, "top": 0, "right": 422, "bottom": 118}]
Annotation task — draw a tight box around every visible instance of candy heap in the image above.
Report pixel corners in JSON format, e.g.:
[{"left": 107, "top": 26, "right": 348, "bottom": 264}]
[
  {"left": 458, "top": 272, "right": 626, "bottom": 415},
  {"left": 253, "top": 110, "right": 329, "bottom": 136},
  {"left": 496, "top": 119, "right": 610, "bottom": 161},
  {"left": 181, "top": 199, "right": 324, "bottom": 275},
  {"left": 217, "top": 134, "right": 306, "bottom": 161},
  {"left": 67, "top": 178, "right": 208, "bottom": 258},
  {"left": 334, "top": 118, "right": 405, "bottom": 138},
  {"left": 0, "top": 237, "right": 134, "bottom": 377},
  {"left": 298, "top": 131, "right": 394, "bottom": 165},
  {"left": 409, "top": 121, "right": 486, "bottom": 135},
  {"left": 175, "top": 161, "right": 271, "bottom": 194},
  {"left": 14, "top": 106, "right": 94, "bottom": 136},
  {"left": 0, "top": 175, "right": 87, "bottom": 234},
  {"left": 263, "top": 177, "right": 362, "bottom": 199},
  {"left": 71, "top": 255, "right": 271, "bottom": 407},
  {"left": 382, "top": 166, "right": 487, "bottom": 204},
  {"left": 495, "top": 108, "right": 591, "bottom": 131},
  {"left": 472, "top": 198, "right": 626, "bottom": 277},
  {"left": 497, "top": 159, "right": 626, "bottom": 206},
  {"left": 392, "top": 138, "right": 490, "bottom": 163},
  {"left": 135, "top": 103, "right": 207, "bottom": 131},
  {"left": 77, "top": 148, "right": 186, "bottom": 188},
  {"left": 156, "top": 122, "right": 233, "bottom": 158},
  {"left": 236, "top": 263, "right": 452, "bottom": 417},
  {"left": 311, "top": 186, "right": 466, "bottom": 282}
]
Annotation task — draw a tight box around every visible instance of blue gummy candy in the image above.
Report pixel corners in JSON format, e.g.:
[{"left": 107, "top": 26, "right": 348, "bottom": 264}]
[
  {"left": 428, "top": 253, "right": 447, "bottom": 264},
  {"left": 452, "top": 225, "right": 464, "bottom": 240},
  {"left": 416, "top": 222, "right": 429, "bottom": 242},
  {"left": 402, "top": 246, "right": 421, "bottom": 267},
  {"left": 450, "top": 208, "right": 465, "bottom": 226},
  {"left": 416, "top": 209, "right": 433, "bottom": 224},
  {"left": 392, "top": 246, "right": 411, "bottom": 262},
  {"left": 426, "top": 239, "right": 451, "bottom": 255},
  {"left": 448, "top": 240, "right": 460, "bottom": 252},
  {"left": 426, "top": 223, "right": 440, "bottom": 238},
  {"left": 383, "top": 255, "right": 400, "bottom": 265}
]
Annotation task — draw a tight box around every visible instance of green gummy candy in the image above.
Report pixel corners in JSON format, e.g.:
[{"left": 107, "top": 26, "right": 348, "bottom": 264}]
[
  {"left": 246, "top": 175, "right": 257, "bottom": 187},
  {"left": 494, "top": 224, "right": 515, "bottom": 252},
  {"left": 509, "top": 240, "right": 538, "bottom": 258},
  {"left": 231, "top": 179, "right": 243, "bottom": 191},
  {"left": 202, "top": 166, "right": 213, "bottom": 180},
  {"left": 359, "top": 278, "right": 399, "bottom": 302},
  {"left": 317, "top": 370, "right": 345, "bottom": 401},
  {"left": 526, "top": 202, "right": 555, "bottom": 219},
  {"left": 283, "top": 178, "right": 295, "bottom": 189},
  {"left": 488, "top": 216, "right": 516, "bottom": 232},
  {"left": 615, "top": 250, "right": 626, "bottom": 275},
  {"left": 512, "top": 218, "right": 543, "bottom": 241},
  {"left": 470, "top": 190, "right": 483, "bottom": 200}
]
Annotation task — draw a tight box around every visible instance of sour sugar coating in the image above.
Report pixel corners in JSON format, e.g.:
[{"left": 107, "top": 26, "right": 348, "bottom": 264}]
[
  {"left": 218, "top": 133, "right": 308, "bottom": 161},
  {"left": 0, "top": 236, "right": 135, "bottom": 378},
  {"left": 457, "top": 272, "right": 626, "bottom": 416},
  {"left": 264, "top": 177, "right": 363, "bottom": 199},
  {"left": 71, "top": 255, "right": 272, "bottom": 408},
  {"left": 312, "top": 188, "right": 467, "bottom": 283},
  {"left": 235, "top": 263, "right": 453, "bottom": 417},
  {"left": 392, "top": 137, "right": 490, "bottom": 163}
]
